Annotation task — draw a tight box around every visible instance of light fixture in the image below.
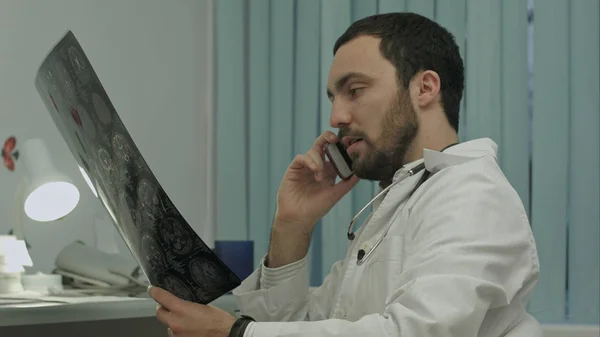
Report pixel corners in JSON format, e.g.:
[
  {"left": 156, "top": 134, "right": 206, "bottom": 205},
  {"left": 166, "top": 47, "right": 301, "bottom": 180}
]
[
  {"left": 1, "top": 137, "right": 82, "bottom": 294},
  {"left": 12, "top": 138, "right": 80, "bottom": 238}
]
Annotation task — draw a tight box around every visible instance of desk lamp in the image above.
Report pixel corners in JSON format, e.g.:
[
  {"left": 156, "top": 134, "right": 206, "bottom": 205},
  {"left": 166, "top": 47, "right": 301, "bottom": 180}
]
[
  {"left": 12, "top": 138, "right": 80, "bottom": 238},
  {"left": 1, "top": 137, "right": 80, "bottom": 293}
]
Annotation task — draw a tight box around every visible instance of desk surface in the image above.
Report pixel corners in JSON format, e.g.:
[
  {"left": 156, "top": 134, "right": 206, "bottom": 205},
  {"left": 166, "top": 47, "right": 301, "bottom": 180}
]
[
  {"left": 3, "top": 294, "right": 599, "bottom": 337},
  {"left": 0, "top": 293, "right": 238, "bottom": 327}
]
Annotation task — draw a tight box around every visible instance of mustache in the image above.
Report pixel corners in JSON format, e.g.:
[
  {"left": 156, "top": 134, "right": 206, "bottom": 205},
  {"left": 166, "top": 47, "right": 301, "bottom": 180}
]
[
  {"left": 337, "top": 128, "right": 368, "bottom": 141},
  {"left": 337, "top": 128, "right": 371, "bottom": 144}
]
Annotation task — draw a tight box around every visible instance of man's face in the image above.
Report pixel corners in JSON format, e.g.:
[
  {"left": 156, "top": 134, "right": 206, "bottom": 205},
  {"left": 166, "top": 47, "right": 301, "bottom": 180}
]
[{"left": 327, "top": 36, "right": 419, "bottom": 182}]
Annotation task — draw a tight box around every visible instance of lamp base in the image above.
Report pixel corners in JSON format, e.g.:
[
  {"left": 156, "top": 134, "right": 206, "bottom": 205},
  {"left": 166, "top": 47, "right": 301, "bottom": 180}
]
[{"left": 0, "top": 271, "right": 24, "bottom": 294}]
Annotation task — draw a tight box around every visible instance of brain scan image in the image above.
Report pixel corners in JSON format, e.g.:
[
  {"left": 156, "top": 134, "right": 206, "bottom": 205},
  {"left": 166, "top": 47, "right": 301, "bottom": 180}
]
[
  {"left": 35, "top": 30, "right": 241, "bottom": 304},
  {"left": 97, "top": 147, "right": 115, "bottom": 173},
  {"left": 92, "top": 92, "right": 112, "bottom": 126},
  {"left": 112, "top": 132, "right": 134, "bottom": 166},
  {"left": 71, "top": 104, "right": 97, "bottom": 138},
  {"left": 68, "top": 46, "right": 87, "bottom": 73},
  {"left": 55, "top": 63, "right": 76, "bottom": 100},
  {"left": 158, "top": 217, "right": 194, "bottom": 255},
  {"left": 141, "top": 234, "right": 167, "bottom": 275},
  {"left": 160, "top": 274, "right": 195, "bottom": 302},
  {"left": 189, "top": 258, "right": 233, "bottom": 303},
  {"left": 137, "top": 178, "right": 159, "bottom": 208},
  {"left": 118, "top": 190, "right": 142, "bottom": 232}
]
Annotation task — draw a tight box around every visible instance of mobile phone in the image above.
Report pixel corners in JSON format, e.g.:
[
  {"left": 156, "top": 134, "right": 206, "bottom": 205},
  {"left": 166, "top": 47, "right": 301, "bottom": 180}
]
[{"left": 324, "top": 142, "right": 354, "bottom": 180}]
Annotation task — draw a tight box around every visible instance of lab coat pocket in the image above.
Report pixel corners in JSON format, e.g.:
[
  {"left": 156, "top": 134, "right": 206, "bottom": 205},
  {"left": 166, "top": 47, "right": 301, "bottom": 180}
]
[{"left": 361, "top": 235, "right": 404, "bottom": 313}]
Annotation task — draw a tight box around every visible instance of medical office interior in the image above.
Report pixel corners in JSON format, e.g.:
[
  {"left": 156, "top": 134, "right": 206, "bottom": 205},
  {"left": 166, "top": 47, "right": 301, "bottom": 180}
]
[{"left": 0, "top": 0, "right": 598, "bottom": 336}]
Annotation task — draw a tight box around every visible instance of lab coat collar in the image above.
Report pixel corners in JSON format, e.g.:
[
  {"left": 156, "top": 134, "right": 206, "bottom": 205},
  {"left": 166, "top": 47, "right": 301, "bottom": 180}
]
[
  {"left": 423, "top": 138, "right": 498, "bottom": 174},
  {"left": 372, "top": 138, "right": 498, "bottom": 211},
  {"left": 374, "top": 159, "right": 425, "bottom": 210},
  {"left": 391, "top": 138, "right": 498, "bottom": 182}
]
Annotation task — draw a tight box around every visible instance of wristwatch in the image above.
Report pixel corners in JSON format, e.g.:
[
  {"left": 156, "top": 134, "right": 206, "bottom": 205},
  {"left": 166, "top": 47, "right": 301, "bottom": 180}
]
[{"left": 228, "top": 315, "right": 255, "bottom": 337}]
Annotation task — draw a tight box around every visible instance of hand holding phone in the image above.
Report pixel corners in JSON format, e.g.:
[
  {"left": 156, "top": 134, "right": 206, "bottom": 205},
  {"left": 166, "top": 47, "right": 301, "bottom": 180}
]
[
  {"left": 324, "top": 142, "right": 354, "bottom": 180},
  {"left": 267, "top": 133, "right": 359, "bottom": 269}
]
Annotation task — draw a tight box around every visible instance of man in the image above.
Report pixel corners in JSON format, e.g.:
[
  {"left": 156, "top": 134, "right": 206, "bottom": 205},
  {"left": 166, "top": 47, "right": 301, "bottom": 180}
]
[{"left": 149, "top": 12, "right": 541, "bottom": 337}]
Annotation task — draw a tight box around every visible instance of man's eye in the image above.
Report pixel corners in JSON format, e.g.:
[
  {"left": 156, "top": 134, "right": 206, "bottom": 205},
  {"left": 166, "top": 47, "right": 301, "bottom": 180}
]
[{"left": 349, "top": 88, "right": 364, "bottom": 97}]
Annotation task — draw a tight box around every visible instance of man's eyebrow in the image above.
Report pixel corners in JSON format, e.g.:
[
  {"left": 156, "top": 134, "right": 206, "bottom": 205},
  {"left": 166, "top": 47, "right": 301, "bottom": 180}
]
[{"left": 326, "top": 72, "right": 372, "bottom": 99}]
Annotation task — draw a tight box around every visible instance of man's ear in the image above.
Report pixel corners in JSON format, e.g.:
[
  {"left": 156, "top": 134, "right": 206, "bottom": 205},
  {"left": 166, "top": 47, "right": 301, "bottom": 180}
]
[{"left": 411, "top": 70, "right": 441, "bottom": 109}]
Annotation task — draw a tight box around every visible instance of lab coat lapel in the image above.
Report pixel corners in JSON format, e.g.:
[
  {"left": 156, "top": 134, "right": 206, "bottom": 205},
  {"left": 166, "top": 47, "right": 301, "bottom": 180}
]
[{"left": 359, "top": 166, "right": 426, "bottom": 240}]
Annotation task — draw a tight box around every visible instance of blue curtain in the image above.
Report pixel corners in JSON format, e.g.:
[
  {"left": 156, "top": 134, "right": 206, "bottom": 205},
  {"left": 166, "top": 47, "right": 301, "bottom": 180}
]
[{"left": 215, "top": 0, "right": 599, "bottom": 325}]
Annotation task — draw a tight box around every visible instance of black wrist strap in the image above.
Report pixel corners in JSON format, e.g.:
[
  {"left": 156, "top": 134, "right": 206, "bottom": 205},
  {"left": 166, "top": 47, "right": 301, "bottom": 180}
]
[{"left": 228, "top": 315, "right": 255, "bottom": 337}]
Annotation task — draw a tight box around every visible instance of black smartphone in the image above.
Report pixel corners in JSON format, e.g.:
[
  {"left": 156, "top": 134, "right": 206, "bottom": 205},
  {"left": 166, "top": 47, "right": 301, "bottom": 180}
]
[{"left": 324, "top": 142, "right": 354, "bottom": 180}]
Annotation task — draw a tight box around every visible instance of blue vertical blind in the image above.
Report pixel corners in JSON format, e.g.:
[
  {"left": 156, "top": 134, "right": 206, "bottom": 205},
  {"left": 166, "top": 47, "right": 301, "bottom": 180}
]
[
  {"left": 530, "top": 0, "right": 570, "bottom": 322},
  {"left": 566, "top": 0, "right": 599, "bottom": 324},
  {"left": 528, "top": 0, "right": 600, "bottom": 324},
  {"left": 215, "top": 0, "right": 599, "bottom": 324}
]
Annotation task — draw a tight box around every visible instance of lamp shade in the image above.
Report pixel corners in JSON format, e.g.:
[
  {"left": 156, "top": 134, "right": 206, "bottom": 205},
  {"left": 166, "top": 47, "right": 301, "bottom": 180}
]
[{"left": 19, "top": 138, "right": 80, "bottom": 222}]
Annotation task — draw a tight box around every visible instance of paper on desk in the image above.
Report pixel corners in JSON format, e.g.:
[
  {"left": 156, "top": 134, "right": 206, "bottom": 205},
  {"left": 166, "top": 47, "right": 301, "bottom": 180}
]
[
  {"left": 0, "top": 298, "right": 40, "bottom": 305},
  {"left": 0, "top": 291, "right": 145, "bottom": 305}
]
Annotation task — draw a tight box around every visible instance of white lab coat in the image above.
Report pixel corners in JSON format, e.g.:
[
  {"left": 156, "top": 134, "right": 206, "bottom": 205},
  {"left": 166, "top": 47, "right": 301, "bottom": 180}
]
[{"left": 233, "top": 138, "right": 541, "bottom": 337}]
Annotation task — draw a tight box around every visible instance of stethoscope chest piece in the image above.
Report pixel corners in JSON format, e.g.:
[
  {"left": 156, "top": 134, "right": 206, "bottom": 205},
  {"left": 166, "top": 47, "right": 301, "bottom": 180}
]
[{"left": 357, "top": 249, "right": 366, "bottom": 261}]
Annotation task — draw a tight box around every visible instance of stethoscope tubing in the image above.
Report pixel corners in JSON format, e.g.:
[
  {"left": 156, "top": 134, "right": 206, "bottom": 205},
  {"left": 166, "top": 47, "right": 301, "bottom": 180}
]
[{"left": 347, "top": 163, "right": 427, "bottom": 265}]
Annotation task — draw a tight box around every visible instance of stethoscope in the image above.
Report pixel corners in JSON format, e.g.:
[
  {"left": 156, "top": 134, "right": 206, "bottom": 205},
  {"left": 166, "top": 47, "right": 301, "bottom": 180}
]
[{"left": 347, "top": 162, "right": 428, "bottom": 266}]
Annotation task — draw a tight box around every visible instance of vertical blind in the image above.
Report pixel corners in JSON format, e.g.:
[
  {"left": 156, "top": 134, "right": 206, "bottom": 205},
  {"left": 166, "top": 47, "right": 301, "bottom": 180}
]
[{"left": 215, "top": 0, "right": 599, "bottom": 324}]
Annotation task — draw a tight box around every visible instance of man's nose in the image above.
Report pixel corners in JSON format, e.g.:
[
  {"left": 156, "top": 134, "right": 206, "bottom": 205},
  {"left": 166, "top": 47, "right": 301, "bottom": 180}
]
[{"left": 329, "top": 100, "right": 352, "bottom": 128}]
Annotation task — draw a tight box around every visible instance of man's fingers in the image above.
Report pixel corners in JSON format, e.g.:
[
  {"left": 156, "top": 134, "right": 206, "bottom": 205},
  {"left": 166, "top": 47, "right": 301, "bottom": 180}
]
[
  {"left": 156, "top": 302, "right": 189, "bottom": 335},
  {"left": 305, "top": 150, "right": 325, "bottom": 180},
  {"left": 291, "top": 149, "right": 340, "bottom": 182},
  {"left": 312, "top": 131, "right": 337, "bottom": 154},
  {"left": 148, "top": 286, "right": 185, "bottom": 313},
  {"left": 155, "top": 304, "right": 171, "bottom": 327},
  {"left": 289, "top": 154, "right": 318, "bottom": 172}
]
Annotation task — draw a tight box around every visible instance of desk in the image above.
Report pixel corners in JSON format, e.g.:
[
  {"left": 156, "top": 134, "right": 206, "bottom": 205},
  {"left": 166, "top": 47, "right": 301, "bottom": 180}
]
[
  {"left": 0, "top": 294, "right": 238, "bottom": 337},
  {"left": 5, "top": 295, "right": 596, "bottom": 337}
]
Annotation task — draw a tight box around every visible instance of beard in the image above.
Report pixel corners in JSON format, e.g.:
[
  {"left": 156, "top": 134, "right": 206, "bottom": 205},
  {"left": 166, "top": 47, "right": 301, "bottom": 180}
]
[{"left": 338, "top": 90, "right": 419, "bottom": 185}]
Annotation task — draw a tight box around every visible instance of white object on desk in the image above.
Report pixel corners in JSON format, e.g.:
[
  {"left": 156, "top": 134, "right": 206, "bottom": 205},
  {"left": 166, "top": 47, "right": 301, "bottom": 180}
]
[
  {"left": 55, "top": 241, "right": 143, "bottom": 287},
  {"left": 0, "top": 235, "right": 33, "bottom": 294},
  {"left": 21, "top": 272, "right": 63, "bottom": 293},
  {"left": 0, "top": 272, "right": 23, "bottom": 294}
]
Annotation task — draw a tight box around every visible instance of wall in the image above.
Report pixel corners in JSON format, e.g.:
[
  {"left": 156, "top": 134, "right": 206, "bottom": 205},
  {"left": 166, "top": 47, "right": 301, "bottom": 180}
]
[{"left": 0, "top": 0, "right": 215, "bottom": 273}]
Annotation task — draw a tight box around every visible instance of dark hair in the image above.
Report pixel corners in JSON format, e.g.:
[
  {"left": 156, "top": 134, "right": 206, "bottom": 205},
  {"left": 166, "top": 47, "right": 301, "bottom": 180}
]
[{"left": 333, "top": 13, "right": 464, "bottom": 132}]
